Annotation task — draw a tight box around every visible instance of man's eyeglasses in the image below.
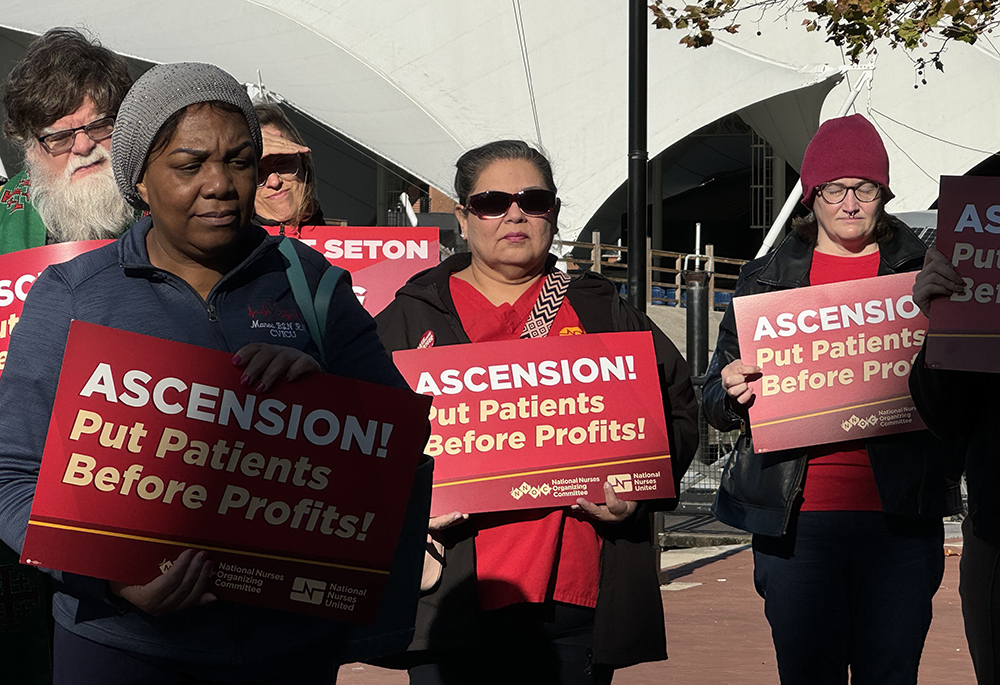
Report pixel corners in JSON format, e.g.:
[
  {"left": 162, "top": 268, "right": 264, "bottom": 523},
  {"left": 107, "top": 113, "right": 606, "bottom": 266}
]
[
  {"left": 36, "top": 117, "right": 115, "bottom": 155},
  {"left": 817, "top": 181, "right": 882, "bottom": 204},
  {"left": 463, "top": 189, "right": 557, "bottom": 219},
  {"left": 257, "top": 155, "right": 303, "bottom": 187}
]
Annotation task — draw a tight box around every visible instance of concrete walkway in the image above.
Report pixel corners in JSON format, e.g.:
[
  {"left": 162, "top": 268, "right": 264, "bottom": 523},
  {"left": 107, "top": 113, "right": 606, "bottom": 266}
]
[{"left": 337, "top": 539, "right": 973, "bottom": 684}]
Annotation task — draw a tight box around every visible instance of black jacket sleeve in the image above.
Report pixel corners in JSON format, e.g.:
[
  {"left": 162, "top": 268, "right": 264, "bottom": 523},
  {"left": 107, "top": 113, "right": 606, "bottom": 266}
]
[
  {"left": 908, "top": 345, "right": 982, "bottom": 441},
  {"left": 703, "top": 273, "right": 751, "bottom": 433}
]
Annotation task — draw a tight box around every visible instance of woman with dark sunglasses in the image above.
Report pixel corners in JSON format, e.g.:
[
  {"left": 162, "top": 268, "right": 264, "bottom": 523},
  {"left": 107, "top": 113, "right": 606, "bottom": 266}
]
[
  {"left": 375, "top": 140, "right": 699, "bottom": 684},
  {"left": 252, "top": 103, "right": 325, "bottom": 231},
  {"left": 702, "top": 114, "right": 963, "bottom": 684}
]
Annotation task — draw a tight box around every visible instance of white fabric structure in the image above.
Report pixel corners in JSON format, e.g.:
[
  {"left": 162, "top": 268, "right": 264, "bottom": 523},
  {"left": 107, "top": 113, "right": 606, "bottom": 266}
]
[{"left": 0, "top": 1, "right": 997, "bottom": 243}]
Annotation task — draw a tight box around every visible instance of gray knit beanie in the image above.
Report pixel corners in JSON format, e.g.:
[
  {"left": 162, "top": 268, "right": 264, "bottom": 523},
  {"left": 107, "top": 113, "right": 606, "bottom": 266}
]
[{"left": 112, "top": 62, "right": 262, "bottom": 207}]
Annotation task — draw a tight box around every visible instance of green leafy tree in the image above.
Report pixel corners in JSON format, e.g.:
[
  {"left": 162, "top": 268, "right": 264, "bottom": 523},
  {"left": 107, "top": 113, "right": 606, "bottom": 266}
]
[{"left": 649, "top": 0, "right": 999, "bottom": 68}]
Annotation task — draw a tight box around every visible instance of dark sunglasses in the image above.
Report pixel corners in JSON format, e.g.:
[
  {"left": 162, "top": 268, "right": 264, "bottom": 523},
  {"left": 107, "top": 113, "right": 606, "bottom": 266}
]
[
  {"left": 464, "top": 189, "right": 557, "bottom": 219},
  {"left": 257, "top": 155, "right": 303, "bottom": 187}
]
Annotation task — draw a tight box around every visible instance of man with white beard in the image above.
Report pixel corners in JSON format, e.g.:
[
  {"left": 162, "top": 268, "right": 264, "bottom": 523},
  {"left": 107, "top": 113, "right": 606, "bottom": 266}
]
[
  {"left": 0, "top": 27, "right": 136, "bottom": 252},
  {"left": 0, "top": 27, "right": 134, "bottom": 684}
]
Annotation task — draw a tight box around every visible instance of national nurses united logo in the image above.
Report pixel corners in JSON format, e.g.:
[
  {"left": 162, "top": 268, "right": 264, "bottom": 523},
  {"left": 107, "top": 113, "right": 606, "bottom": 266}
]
[
  {"left": 290, "top": 577, "right": 326, "bottom": 605},
  {"left": 606, "top": 473, "right": 633, "bottom": 493}
]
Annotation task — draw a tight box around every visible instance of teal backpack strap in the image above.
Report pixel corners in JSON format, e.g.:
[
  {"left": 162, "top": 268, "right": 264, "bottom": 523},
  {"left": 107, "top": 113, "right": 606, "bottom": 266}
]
[
  {"left": 313, "top": 265, "right": 343, "bottom": 339},
  {"left": 279, "top": 238, "right": 344, "bottom": 369}
]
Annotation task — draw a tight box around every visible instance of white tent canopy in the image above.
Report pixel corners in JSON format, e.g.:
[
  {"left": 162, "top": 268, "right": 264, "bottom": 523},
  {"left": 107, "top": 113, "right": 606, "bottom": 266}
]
[{"left": 1, "top": 1, "right": 997, "bottom": 242}]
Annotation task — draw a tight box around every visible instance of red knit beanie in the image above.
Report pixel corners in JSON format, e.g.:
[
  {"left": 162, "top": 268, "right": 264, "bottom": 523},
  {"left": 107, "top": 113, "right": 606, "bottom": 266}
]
[{"left": 799, "top": 114, "right": 892, "bottom": 209}]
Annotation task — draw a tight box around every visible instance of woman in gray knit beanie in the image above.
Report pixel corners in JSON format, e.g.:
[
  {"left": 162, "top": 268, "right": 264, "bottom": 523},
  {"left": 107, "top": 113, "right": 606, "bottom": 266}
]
[
  {"left": 0, "top": 62, "right": 415, "bottom": 683},
  {"left": 111, "top": 61, "right": 264, "bottom": 284}
]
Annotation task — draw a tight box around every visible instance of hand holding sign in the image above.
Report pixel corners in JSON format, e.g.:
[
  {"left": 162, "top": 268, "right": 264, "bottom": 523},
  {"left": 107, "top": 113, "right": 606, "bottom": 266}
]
[
  {"left": 110, "top": 548, "right": 217, "bottom": 616},
  {"left": 572, "top": 482, "right": 637, "bottom": 523},
  {"left": 913, "top": 248, "right": 965, "bottom": 318},
  {"left": 719, "top": 361, "right": 762, "bottom": 407},
  {"left": 428, "top": 512, "right": 468, "bottom": 532},
  {"left": 231, "top": 342, "right": 321, "bottom": 392}
]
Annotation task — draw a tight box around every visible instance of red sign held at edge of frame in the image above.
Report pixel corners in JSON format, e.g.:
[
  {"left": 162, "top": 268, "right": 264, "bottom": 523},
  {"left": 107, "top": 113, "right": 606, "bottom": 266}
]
[
  {"left": 926, "top": 175, "right": 1000, "bottom": 372},
  {"left": 0, "top": 240, "right": 112, "bottom": 380}
]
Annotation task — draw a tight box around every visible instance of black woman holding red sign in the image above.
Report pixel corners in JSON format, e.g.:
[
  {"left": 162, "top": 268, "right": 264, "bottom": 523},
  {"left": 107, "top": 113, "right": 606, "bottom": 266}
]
[
  {"left": 0, "top": 62, "right": 410, "bottom": 683},
  {"left": 376, "top": 140, "right": 698, "bottom": 684},
  {"left": 702, "top": 114, "right": 963, "bottom": 685}
]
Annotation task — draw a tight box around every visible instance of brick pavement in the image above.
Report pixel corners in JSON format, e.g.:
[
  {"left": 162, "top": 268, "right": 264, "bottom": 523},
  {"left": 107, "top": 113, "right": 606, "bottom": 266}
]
[{"left": 337, "top": 544, "right": 973, "bottom": 684}]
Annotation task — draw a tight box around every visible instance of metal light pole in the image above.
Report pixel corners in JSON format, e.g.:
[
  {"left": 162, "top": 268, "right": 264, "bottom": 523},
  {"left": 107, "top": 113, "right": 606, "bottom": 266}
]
[{"left": 627, "top": 0, "right": 648, "bottom": 311}]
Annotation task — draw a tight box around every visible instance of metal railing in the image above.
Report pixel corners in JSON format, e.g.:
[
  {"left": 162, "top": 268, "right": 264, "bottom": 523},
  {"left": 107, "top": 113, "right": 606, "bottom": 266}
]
[
  {"left": 553, "top": 232, "right": 749, "bottom": 509},
  {"left": 554, "top": 232, "right": 748, "bottom": 310}
]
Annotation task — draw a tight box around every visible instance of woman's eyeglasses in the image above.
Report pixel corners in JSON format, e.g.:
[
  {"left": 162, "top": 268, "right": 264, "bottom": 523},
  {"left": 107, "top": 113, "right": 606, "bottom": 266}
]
[
  {"left": 463, "top": 189, "right": 557, "bottom": 219},
  {"left": 36, "top": 117, "right": 115, "bottom": 155},
  {"left": 257, "top": 155, "right": 303, "bottom": 187},
  {"left": 817, "top": 182, "right": 881, "bottom": 204}
]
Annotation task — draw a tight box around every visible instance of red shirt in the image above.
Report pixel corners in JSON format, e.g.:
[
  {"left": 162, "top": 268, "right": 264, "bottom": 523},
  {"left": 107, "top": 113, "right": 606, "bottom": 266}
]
[
  {"left": 450, "top": 274, "right": 601, "bottom": 610},
  {"left": 799, "top": 250, "right": 882, "bottom": 512}
]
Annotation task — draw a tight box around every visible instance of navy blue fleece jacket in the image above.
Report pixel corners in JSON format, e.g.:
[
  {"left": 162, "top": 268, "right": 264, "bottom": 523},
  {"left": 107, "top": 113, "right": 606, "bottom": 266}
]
[{"left": 0, "top": 217, "right": 406, "bottom": 665}]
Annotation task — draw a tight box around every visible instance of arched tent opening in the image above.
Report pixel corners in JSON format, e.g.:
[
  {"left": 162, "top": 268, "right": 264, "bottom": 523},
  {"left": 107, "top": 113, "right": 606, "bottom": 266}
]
[
  {"left": 575, "top": 72, "right": 842, "bottom": 263},
  {"left": 0, "top": 1, "right": 995, "bottom": 257}
]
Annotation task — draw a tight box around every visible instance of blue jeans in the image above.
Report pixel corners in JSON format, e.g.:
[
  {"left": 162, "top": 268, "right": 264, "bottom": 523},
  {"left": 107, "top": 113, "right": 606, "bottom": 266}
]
[{"left": 752, "top": 511, "right": 944, "bottom": 685}]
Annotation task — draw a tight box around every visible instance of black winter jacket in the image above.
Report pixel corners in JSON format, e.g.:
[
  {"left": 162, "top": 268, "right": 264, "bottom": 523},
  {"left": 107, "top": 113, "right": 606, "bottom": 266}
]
[
  {"left": 703, "top": 223, "right": 964, "bottom": 538},
  {"left": 375, "top": 253, "right": 699, "bottom": 668},
  {"left": 910, "top": 348, "right": 997, "bottom": 546}
]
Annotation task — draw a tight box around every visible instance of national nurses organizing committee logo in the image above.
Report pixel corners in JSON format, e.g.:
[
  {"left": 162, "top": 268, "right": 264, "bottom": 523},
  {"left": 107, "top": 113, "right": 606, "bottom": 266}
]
[
  {"left": 290, "top": 577, "right": 326, "bottom": 605},
  {"left": 510, "top": 481, "right": 552, "bottom": 501},
  {"left": 841, "top": 414, "right": 878, "bottom": 433}
]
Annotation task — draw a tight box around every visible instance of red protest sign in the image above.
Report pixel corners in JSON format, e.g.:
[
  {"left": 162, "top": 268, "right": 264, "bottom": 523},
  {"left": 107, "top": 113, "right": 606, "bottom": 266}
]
[
  {"left": 22, "top": 322, "right": 430, "bottom": 623},
  {"left": 733, "top": 272, "right": 927, "bottom": 453},
  {"left": 392, "top": 332, "right": 673, "bottom": 516},
  {"left": 926, "top": 176, "right": 1000, "bottom": 372},
  {"left": 0, "top": 241, "right": 111, "bottom": 379},
  {"left": 264, "top": 226, "right": 438, "bottom": 315}
]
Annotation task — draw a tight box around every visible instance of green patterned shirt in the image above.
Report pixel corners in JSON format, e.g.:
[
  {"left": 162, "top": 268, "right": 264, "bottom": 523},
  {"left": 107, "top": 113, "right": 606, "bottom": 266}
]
[{"left": 0, "top": 170, "right": 47, "bottom": 255}]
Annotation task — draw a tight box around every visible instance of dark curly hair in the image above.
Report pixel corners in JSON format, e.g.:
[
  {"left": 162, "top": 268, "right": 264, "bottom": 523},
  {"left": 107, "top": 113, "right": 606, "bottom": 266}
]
[{"left": 3, "top": 27, "right": 133, "bottom": 148}]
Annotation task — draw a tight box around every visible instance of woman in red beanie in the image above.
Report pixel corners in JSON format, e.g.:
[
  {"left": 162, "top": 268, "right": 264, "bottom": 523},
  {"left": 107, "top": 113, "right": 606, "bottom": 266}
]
[{"left": 702, "top": 114, "right": 963, "bottom": 684}]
